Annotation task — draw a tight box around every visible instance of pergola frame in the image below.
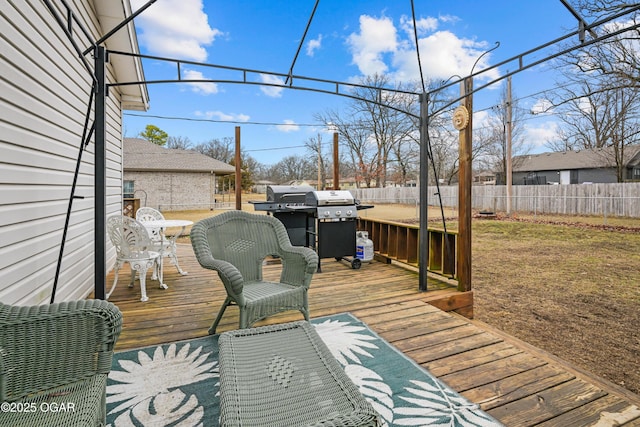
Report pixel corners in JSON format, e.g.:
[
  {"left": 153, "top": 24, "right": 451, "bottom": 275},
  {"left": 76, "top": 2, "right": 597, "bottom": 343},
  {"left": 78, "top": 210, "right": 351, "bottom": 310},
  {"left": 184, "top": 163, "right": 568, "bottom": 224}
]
[{"left": 42, "top": 0, "right": 640, "bottom": 301}]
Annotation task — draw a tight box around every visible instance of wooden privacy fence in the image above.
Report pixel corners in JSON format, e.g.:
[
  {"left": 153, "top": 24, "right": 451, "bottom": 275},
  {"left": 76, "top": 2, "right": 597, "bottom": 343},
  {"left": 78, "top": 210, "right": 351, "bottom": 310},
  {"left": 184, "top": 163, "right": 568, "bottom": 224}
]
[
  {"left": 352, "top": 182, "right": 640, "bottom": 217},
  {"left": 356, "top": 217, "right": 458, "bottom": 285}
]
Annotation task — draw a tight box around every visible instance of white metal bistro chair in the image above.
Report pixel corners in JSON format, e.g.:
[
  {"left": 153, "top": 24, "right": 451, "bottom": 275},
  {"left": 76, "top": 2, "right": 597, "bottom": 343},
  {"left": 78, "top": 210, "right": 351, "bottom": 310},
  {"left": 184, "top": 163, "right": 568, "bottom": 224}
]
[
  {"left": 136, "top": 207, "right": 188, "bottom": 277},
  {"left": 106, "top": 215, "right": 164, "bottom": 302}
]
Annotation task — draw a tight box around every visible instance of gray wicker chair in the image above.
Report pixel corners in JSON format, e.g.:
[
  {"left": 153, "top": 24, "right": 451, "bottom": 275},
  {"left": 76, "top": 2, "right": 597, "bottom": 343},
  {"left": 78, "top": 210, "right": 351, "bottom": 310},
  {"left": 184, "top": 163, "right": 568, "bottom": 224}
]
[
  {"left": 0, "top": 299, "right": 122, "bottom": 427},
  {"left": 191, "top": 210, "right": 318, "bottom": 334}
]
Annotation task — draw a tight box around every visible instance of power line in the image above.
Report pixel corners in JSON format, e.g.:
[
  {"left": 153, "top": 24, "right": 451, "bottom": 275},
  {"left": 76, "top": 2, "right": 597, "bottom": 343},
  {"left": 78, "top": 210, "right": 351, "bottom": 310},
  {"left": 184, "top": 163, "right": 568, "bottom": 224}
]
[
  {"left": 246, "top": 144, "right": 309, "bottom": 152},
  {"left": 124, "top": 112, "right": 321, "bottom": 127}
]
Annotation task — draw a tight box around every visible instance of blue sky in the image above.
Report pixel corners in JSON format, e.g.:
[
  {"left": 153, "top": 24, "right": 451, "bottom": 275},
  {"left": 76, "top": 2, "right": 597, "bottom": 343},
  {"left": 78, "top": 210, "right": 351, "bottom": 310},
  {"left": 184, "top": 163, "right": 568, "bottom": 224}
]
[{"left": 125, "top": 0, "right": 586, "bottom": 165}]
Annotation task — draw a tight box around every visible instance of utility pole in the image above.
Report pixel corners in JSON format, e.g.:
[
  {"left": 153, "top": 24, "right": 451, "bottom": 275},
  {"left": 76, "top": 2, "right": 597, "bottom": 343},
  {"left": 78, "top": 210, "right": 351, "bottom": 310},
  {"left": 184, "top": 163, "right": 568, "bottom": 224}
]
[
  {"left": 506, "top": 76, "right": 513, "bottom": 215},
  {"left": 317, "top": 136, "right": 322, "bottom": 190},
  {"left": 456, "top": 77, "right": 473, "bottom": 292},
  {"left": 235, "top": 126, "right": 241, "bottom": 210},
  {"left": 333, "top": 132, "right": 340, "bottom": 190}
]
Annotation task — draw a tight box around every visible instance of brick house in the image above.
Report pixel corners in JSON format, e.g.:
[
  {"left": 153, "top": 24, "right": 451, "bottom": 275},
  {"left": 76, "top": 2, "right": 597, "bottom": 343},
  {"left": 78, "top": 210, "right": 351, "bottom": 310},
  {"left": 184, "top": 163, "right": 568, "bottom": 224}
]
[{"left": 124, "top": 138, "right": 235, "bottom": 211}]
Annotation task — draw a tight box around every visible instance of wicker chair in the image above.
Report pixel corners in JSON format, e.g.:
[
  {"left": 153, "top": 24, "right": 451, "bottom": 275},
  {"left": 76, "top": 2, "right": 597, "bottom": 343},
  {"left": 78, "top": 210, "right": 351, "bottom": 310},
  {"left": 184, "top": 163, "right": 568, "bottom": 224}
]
[
  {"left": 107, "top": 215, "right": 162, "bottom": 302},
  {"left": 0, "top": 300, "right": 122, "bottom": 427},
  {"left": 191, "top": 210, "right": 318, "bottom": 334}
]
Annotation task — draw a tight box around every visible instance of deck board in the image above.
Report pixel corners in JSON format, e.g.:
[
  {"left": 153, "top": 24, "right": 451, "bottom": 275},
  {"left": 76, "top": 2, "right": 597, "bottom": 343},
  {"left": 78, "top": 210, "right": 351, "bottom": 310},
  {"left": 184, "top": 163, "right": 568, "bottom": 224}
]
[{"left": 104, "top": 244, "right": 640, "bottom": 426}]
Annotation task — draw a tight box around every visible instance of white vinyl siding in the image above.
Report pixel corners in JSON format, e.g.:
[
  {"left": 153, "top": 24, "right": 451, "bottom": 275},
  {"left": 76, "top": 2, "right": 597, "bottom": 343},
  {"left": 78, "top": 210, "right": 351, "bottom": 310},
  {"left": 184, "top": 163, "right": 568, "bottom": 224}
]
[{"left": 1, "top": 0, "right": 126, "bottom": 304}]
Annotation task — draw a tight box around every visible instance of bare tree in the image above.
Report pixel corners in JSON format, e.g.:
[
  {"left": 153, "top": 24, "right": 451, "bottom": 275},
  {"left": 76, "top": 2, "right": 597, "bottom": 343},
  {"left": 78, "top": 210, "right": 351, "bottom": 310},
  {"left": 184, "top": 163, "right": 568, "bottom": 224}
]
[
  {"left": 268, "top": 155, "right": 315, "bottom": 183},
  {"left": 551, "top": 79, "right": 617, "bottom": 150},
  {"left": 193, "top": 137, "right": 234, "bottom": 163},
  {"left": 388, "top": 135, "right": 419, "bottom": 186},
  {"left": 421, "top": 84, "right": 466, "bottom": 185},
  {"left": 476, "top": 82, "right": 529, "bottom": 183},
  {"left": 305, "top": 133, "right": 329, "bottom": 190},
  {"left": 315, "top": 74, "right": 417, "bottom": 188},
  {"left": 546, "top": 2, "right": 640, "bottom": 182},
  {"left": 569, "top": 1, "right": 640, "bottom": 85},
  {"left": 550, "top": 74, "right": 640, "bottom": 181},
  {"left": 166, "top": 136, "right": 192, "bottom": 150}
]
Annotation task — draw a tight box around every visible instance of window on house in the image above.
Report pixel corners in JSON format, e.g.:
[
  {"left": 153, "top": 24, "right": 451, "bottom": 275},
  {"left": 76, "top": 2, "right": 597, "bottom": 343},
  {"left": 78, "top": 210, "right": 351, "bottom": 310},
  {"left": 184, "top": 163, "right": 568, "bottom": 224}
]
[{"left": 123, "top": 181, "right": 134, "bottom": 198}]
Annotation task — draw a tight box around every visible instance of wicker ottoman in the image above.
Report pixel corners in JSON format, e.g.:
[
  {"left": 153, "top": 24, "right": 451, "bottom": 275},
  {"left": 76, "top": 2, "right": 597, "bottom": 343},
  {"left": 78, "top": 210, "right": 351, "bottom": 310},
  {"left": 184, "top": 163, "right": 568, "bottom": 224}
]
[{"left": 218, "top": 321, "right": 381, "bottom": 426}]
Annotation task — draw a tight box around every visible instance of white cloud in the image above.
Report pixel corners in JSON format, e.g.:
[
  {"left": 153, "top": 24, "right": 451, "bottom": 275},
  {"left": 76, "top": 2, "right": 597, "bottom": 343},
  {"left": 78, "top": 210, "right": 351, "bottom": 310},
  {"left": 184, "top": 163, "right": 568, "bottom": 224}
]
[
  {"left": 525, "top": 121, "right": 561, "bottom": 148},
  {"left": 393, "top": 31, "right": 500, "bottom": 83},
  {"left": 438, "top": 14, "right": 460, "bottom": 24},
  {"left": 131, "top": 0, "right": 221, "bottom": 61},
  {"left": 531, "top": 98, "right": 554, "bottom": 115},
  {"left": 306, "top": 35, "right": 323, "bottom": 56},
  {"left": 259, "top": 74, "right": 285, "bottom": 98},
  {"left": 473, "top": 110, "right": 490, "bottom": 129},
  {"left": 346, "top": 15, "right": 398, "bottom": 75},
  {"left": 276, "top": 120, "right": 300, "bottom": 133},
  {"left": 347, "top": 15, "right": 500, "bottom": 84},
  {"left": 400, "top": 15, "right": 438, "bottom": 36},
  {"left": 194, "top": 110, "right": 250, "bottom": 122},
  {"left": 183, "top": 69, "right": 218, "bottom": 94}
]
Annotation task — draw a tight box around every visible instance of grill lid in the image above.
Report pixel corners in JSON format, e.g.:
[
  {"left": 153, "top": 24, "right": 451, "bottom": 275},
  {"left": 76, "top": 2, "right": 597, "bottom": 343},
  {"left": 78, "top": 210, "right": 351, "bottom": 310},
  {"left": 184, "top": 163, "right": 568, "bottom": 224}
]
[
  {"left": 305, "top": 190, "right": 355, "bottom": 206},
  {"left": 266, "top": 185, "right": 314, "bottom": 203}
]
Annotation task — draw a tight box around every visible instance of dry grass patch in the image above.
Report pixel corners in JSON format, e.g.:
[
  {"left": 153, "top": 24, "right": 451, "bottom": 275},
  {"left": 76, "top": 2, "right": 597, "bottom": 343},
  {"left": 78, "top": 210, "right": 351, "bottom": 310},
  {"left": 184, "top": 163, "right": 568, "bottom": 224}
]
[{"left": 471, "top": 218, "right": 640, "bottom": 395}]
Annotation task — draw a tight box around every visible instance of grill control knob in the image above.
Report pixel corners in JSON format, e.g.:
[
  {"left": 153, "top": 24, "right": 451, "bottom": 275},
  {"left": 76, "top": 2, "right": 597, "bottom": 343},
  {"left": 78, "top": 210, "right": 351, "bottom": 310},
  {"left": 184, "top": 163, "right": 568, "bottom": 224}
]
[
  {"left": 346, "top": 210, "right": 353, "bottom": 216},
  {"left": 335, "top": 210, "right": 342, "bottom": 217},
  {"left": 323, "top": 210, "right": 331, "bottom": 217}
]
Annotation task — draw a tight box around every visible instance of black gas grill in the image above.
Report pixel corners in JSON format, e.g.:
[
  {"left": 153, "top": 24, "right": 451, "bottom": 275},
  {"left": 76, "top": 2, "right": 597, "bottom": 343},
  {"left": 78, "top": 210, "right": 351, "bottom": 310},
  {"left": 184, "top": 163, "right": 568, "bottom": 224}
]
[
  {"left": 251, "top": 185, "right": 314, "bottom": 246},
  {"left": 251, "top": 186, "right": 372, "bottom": 270},
  {"left": 303, "top": 190, "right": 360, "bottom": 269}
]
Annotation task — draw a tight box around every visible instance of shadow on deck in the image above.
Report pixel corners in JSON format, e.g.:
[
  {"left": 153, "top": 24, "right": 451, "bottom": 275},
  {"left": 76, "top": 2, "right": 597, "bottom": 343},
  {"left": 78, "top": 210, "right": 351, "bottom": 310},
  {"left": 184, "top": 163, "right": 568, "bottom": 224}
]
[{"left": 104, "top": 244, "right": 640, "bottom": 426}]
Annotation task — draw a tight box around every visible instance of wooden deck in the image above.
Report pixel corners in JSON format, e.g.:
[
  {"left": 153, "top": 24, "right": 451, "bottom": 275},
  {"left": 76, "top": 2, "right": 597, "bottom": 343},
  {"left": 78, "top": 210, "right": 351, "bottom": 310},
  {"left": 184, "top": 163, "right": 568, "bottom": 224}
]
[{"left": 105, "top": 244, "right": 640, "bottom": 426}]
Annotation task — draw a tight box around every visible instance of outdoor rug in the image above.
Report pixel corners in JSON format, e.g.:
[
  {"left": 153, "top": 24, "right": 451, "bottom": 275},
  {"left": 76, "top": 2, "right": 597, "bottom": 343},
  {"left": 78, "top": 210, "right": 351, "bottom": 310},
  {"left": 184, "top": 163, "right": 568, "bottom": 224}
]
[{"left": 106, "top": 313, "right": 502, "bottom": 426}]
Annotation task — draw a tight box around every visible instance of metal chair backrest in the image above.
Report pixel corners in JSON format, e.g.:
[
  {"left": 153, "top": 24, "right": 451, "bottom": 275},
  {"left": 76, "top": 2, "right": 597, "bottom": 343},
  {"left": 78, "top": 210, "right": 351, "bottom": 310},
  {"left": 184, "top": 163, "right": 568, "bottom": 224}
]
[
  {"left": 136, "top": 207, "right": 164, "bottom": 222},
  {"left": 107, "top": 215, "right": 154, "bottom": 258},
  {"left": 136, "top": 207, "right": 165, "bottom": 241}
]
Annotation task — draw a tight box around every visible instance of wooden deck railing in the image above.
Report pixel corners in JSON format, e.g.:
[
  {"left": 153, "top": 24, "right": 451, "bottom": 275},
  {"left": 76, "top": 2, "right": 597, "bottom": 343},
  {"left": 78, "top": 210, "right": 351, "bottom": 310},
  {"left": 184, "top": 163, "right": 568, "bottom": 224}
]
[{"left": 356, "top": 217, "right": 458, "bottom": 284}]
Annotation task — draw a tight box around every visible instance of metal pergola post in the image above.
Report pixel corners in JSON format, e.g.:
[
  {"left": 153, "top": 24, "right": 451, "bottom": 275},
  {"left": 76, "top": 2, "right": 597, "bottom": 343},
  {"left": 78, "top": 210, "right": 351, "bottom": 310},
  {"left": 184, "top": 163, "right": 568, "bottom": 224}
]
[{"left": 94, "top": 45, "right": 107, "bottom": 300}]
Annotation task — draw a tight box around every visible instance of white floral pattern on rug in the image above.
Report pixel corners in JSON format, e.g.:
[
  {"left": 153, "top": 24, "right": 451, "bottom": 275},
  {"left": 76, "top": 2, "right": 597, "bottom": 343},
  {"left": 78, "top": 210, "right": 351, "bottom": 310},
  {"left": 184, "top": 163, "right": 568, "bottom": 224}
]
[
  {"left": 107, "top": 342, "right": 218, "bottom": 426},
  {"left": 314, "top": 317, "right": 502, "bottom": 426}
]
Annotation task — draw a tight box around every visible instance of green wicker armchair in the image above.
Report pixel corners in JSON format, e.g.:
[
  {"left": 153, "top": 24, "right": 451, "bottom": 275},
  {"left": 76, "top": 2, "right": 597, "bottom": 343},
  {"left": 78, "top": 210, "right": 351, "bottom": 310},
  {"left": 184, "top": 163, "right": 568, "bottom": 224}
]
[
  {"left": 191, "top": 210, "right": 319, "bottom": 334},
  {"left": 0, "top": 300, "right": 122, "bottom": 427}
]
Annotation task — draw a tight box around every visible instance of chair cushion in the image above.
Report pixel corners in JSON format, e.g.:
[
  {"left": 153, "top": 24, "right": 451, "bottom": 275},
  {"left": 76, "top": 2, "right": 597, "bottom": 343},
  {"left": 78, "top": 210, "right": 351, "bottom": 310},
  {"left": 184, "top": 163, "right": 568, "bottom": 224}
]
[{"left": 241, "top": 281, "right": 307, "bottom": 325}]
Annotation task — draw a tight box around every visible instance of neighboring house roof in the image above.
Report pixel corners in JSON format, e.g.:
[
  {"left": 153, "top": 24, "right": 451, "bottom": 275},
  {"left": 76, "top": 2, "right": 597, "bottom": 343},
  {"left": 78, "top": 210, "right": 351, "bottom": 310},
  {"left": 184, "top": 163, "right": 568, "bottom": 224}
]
[
  {"left": 124, "top": 138, "right": 235, "bottom": 174},
  {"left": 94, "top": 1, "right": 149, "bottom": 111},
  {"left": 513, "top": 145, "right": 640, "bottom": 172}
]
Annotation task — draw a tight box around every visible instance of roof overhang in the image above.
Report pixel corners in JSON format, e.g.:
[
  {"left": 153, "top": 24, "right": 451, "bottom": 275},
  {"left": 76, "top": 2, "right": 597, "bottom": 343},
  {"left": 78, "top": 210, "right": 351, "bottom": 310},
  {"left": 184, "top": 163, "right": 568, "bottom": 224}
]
[{"left": 93, "top": 0, "right": 149, "bottom": 111}]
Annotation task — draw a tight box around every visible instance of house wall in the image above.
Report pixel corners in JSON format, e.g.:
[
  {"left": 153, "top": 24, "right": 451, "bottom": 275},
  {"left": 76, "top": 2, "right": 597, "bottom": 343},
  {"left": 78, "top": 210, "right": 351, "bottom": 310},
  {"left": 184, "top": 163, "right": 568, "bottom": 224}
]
[
  {"left": 1, "top": 0, "right": 124, "bottom": 304},
  {"left": 513, "top": 168, "right": 618, "bottom": 185},
  {"left": 124, "top": 171, "right": 218, "bottom": 211}
]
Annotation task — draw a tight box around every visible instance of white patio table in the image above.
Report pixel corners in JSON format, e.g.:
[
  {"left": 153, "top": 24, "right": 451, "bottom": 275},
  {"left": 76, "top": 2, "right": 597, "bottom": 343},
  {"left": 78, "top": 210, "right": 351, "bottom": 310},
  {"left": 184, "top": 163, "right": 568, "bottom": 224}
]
[{"left": 141, "top": 219, "right": 193, "bottom": 288}]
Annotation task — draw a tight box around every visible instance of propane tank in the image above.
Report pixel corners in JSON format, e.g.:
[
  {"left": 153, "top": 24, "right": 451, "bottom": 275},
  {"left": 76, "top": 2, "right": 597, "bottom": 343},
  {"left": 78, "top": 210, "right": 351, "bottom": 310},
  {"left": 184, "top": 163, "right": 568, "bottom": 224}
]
[{"left": 355, "top": 231, "right": 374, "bottom": 262}]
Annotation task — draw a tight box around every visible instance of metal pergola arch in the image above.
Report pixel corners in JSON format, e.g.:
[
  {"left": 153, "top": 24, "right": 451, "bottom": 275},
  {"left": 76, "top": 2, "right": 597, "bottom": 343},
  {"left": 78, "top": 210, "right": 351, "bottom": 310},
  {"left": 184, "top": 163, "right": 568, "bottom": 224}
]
[{"left": 43, "top": 0, "right": 640, "bottom": 302}]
